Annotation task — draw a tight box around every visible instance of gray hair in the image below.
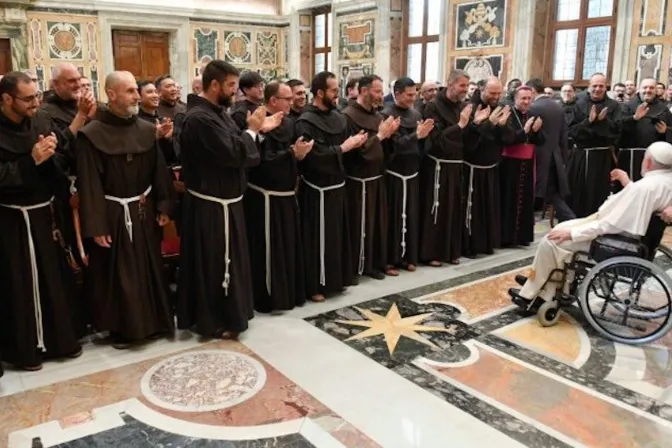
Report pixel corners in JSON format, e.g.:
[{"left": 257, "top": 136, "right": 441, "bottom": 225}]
[{"left": 446, "top": 70, "right": 469, "bottom": 85}]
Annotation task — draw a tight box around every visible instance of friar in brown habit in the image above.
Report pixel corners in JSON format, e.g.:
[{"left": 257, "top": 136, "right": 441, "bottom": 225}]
[
  {"left": 419, "top": 70, "right": 474, "bottom": 266},
  {"left": 382, "top": 77, "right": 434, "bottom": 272},
  {"left": 155, "top": 74, "right": 187, "bottom": 120},
  {"left": 0, "top": 72, "right": 82, "bottom": 371},
  {"left": 76, "top": 71, "right": 175, "bottom": 349},
  {"left": 294, "top": 71, "right": 367, "bottom": 302},
  {"left": 342, "top": 74, "right": 400, "bottom": 279},
  {"left": 244, "top": 81, "right": 313, "bottom": 313},
  {"left": 176, "top": 60, "right": 282, "bottom": 339}
]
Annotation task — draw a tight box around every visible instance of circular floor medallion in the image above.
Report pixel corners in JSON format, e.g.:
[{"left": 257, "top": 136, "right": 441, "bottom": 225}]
[{"left": 140, "top": 349, "right": 267, "bottom": 412}]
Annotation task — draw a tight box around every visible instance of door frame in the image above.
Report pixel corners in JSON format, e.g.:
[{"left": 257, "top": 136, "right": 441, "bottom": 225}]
[{"left": 99, "top": 11, "right": 189, "bottom": 99}]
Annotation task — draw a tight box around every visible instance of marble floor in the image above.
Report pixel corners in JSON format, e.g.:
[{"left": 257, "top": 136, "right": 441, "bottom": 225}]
[{"left": 2, "top": 221, "right": 672, "bottom": 447}]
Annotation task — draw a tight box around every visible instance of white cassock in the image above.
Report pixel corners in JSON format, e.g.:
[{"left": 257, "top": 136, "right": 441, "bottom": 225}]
[{"left": 520, "top": 169, "right": 672, "bottom": 301}]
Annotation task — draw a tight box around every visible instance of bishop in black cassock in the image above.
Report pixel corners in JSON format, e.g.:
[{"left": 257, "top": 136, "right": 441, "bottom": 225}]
[{"left": 0, "top": 72, "right": 82, "bottom": 370}]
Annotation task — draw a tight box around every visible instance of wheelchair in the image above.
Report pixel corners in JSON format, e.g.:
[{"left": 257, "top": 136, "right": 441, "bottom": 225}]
[{"left": 527, "top": 216, "right": 672, "bottom": 346}]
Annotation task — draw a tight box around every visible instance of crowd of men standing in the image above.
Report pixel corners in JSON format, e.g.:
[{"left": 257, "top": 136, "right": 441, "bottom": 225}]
[{"left": 1, "top": 59, "right": 671, "bottom": 375}]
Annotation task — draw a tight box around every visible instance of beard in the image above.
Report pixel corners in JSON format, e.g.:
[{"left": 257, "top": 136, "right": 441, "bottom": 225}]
[
  {"left": 320, "top": 96, "right": 336, "bottom": 111},
  {"left": 128, "top": 104, "right": 139, "bottom": 116},
  {"left": 218, "top": 94, "right": 233, "bottom": 108}
]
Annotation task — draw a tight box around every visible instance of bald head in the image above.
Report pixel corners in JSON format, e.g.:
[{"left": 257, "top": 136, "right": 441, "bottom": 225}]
[
  {"left": 481, "top": 76, "right": 503, "bottom": 107},
  {"left": 105, "top": 71, "right": 140, "bottom": 117},
  {"left": 420, "top": 81, "right": 438, "bottom": 102},
  {"left": 52, "top": 63, "right": 81, "bottom": 100},
  {"left": 640, "top": 77, "right": 657, "bottom": 103},
  {"left": 588, "top": 73, "right": 607, "bottom": 100},
  {"left": 192, "top": 76, "right": 203, "bottom": 94}
]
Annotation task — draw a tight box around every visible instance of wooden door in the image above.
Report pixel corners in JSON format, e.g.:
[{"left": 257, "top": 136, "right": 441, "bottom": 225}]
[
  {"left": 0, "top": 39, "right": 12, "bottom": 75},
  {"left": 112, "top": 30, "right": 170, "bottom": 81}
]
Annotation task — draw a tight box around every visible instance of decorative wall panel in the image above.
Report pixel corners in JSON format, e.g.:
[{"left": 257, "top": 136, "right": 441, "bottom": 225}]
[
  {"left": 26, "top": 12, "right": 102, "bottom": 99},
  {"left": 454, "top": 54, "right": 503, "bottom": 81},
  {"left": 446, "top": 0, "right": 515, "bottom": 83},
  {"left": 455, "top": 0, "right": 506, "bottom": 50},
  {"left": 335, "top": 11, "right": 377, "bottom": 90},
  {"left": 189, "top": 22, "right": 287, "bottom": 81},
  {"left": 629, "top": 0, "right": 672, "bottom": 85},
  {"left": 636, "top": 44, "right": 662, "bottom": 84},
  {"left": 639, "top": 0, "right": 667, "bottom": 37}
]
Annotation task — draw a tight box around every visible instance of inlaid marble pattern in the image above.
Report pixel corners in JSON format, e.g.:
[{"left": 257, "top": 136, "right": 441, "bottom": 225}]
[
  {"left": 1, "top": 340, "right": 375, "bottom": 447},
  {"left": 637, "top": 44, "right": 663, "bottom": 84},
  {"left": 640, "top": 0, "right": 667, "bottom": 36},
  {"left": 26, "top": 12, "right": 102, "bottom": 99},
  {"left": 454, "top": 54, "right": 503, "bottom": 82},
  {"left": 307, "top": 261, "right": 672, "bottom": 447}
]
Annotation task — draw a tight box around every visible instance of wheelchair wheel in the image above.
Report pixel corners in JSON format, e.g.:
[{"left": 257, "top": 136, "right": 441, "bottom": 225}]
[
  {"left": 537, "top": 301, "right": 561, "bottom": 327},
  {"left": 579, "top": 256, "right": 672, "bottom": 345}
]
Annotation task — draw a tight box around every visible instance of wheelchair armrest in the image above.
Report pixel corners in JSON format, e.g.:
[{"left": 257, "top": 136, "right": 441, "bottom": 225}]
[{"left": 590, "top": 234, "right": 648, "bottom": 263}]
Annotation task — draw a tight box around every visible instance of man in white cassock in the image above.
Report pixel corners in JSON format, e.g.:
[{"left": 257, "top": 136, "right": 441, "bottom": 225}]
[{"left": 509, "top": 141, "right": 672, "bottom": 311}]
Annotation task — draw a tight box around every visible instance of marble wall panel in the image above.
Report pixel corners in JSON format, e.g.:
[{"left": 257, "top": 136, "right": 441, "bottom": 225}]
[
  {"left": 388, "top": 14, "right": 403, "bottom": 82},
  {"left": 446, "top": 0, "right": 516, "bottom": 83},
  {"left": 26, "top": 12, "right": 102, "bottom": 98},
  {"left": 630, "top": 0, "right": 672, "bottom": 84},
  {"left": 335, "top": 11, "right": 378, "bottom": 88},
  {"left": 636, "top": 44, "right": 663, "bottom": 84},
  {"left": 189, "top": 22, "right": 287, "bottom": 81},
  {"left": 454, "top": 54, "right": 503, "bottom": 81}
]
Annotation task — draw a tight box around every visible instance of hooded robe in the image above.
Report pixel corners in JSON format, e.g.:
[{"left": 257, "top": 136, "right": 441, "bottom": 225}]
[{"left": 76, "top": 110, "right": 175, "bottom": 341}]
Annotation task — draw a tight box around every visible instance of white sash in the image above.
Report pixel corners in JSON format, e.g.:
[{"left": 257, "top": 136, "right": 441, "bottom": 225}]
[
  {"left": 464, "top": 161, "right": 498, "bottom": 235},
  {"left": 188, "top": 189, "right": 244, "bottom": 295},
  {"left": 247, "top": 183, "right": 296, "bottom": 295},
  {"left": 0, "top": 197, "right": 54, "bottom": 351},
  {"left": 347, "top": 174, "right": 383, "bottom": 275},
  {"left": 386, "top": 170, "right": 418, "bottom": 257},
  {"left": 301, "top": 177, "right": 346, "bottom": 286},
  {"left": 427, "top": 154, "right": 462, "bottom": 225},
  {"left": 105, "top": 185, "right": 152, "bottom": 243}
]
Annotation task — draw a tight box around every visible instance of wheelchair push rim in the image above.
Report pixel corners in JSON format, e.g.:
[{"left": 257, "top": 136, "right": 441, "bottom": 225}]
[{"left": 578, "top": 256, "right": 672, "bottom": 345}]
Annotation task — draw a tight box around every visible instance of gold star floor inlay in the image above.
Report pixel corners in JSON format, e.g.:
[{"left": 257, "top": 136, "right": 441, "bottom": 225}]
[{"left": 335, "top": 303, "right": 458, "bottom": 355}]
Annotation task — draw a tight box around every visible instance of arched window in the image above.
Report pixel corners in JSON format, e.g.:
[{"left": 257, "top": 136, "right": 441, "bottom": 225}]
[{"left": 545, "top": 0, "right": 617, "bottom": 87}]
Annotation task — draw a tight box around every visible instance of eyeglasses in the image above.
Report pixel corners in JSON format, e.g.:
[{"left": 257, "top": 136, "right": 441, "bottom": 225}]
[
  {"left": 275, "top": 96, "right": 294, "bottom": 101},
  {"left": 12, "top": 94, "right": 39, "bottom": 103}
]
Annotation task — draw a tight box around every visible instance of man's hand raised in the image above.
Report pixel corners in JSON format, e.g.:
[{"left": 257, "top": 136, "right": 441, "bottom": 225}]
[{"left": 340, "top": 130, "right": 367, "bottom": 153}]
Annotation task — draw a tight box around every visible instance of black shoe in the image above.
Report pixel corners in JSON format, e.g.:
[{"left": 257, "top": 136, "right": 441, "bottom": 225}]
[
  {"left": 515, "top": 275, "right": 528, "bottom": 286},
  {"left": 366, "top": 270, "right": 385, "bottom": 280}
]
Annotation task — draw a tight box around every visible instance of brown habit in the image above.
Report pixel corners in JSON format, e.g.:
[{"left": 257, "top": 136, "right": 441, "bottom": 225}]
[
  {"left": 419, "top": 89, "right": 465, "bottom": 263},
  {"left": 76, "top": 110, "right": 175, "bottom": 341},
  {"left": 342, "top": 103, "right": 388, "bottom": 275},
  {"left": 0, "top": 110, "right": 81, "bottom": 368},
  {"left": 176, "top": 94, "right": 259, "bottom": 335}
]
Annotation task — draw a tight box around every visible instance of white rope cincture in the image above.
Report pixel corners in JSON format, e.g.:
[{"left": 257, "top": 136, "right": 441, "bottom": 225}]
[
  {"left": 463, "top": 161, "right": 498, "bottom": 235},
  {"left": 300, "top": 177, "right": 346, "bottom": 286},
  {"left": 386, "top": 170, "right": 418, "bottom": 257},
  {"left": 104, "top": 185, "right": 152, "bottom": 243},
  {"left": 582, "top": 147, "right": 610, "bottom": 181},
  {"left": 623, "top": 147, "right": 647, "bottom": 180},
  {"left": 427, "top": 154, "right": 462, "bottom": 225},
  {"left": 247, "top": 183, "right": 296, "bottom": 295},
  {"left": 347, "top": 175, "right": 383, "bottom": 275},
  {"left": 188, "top": 189, "right": 244, "bottom": 295},
  {"left": 0, "top": 197, "right": 54, "bottom": 352}
]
